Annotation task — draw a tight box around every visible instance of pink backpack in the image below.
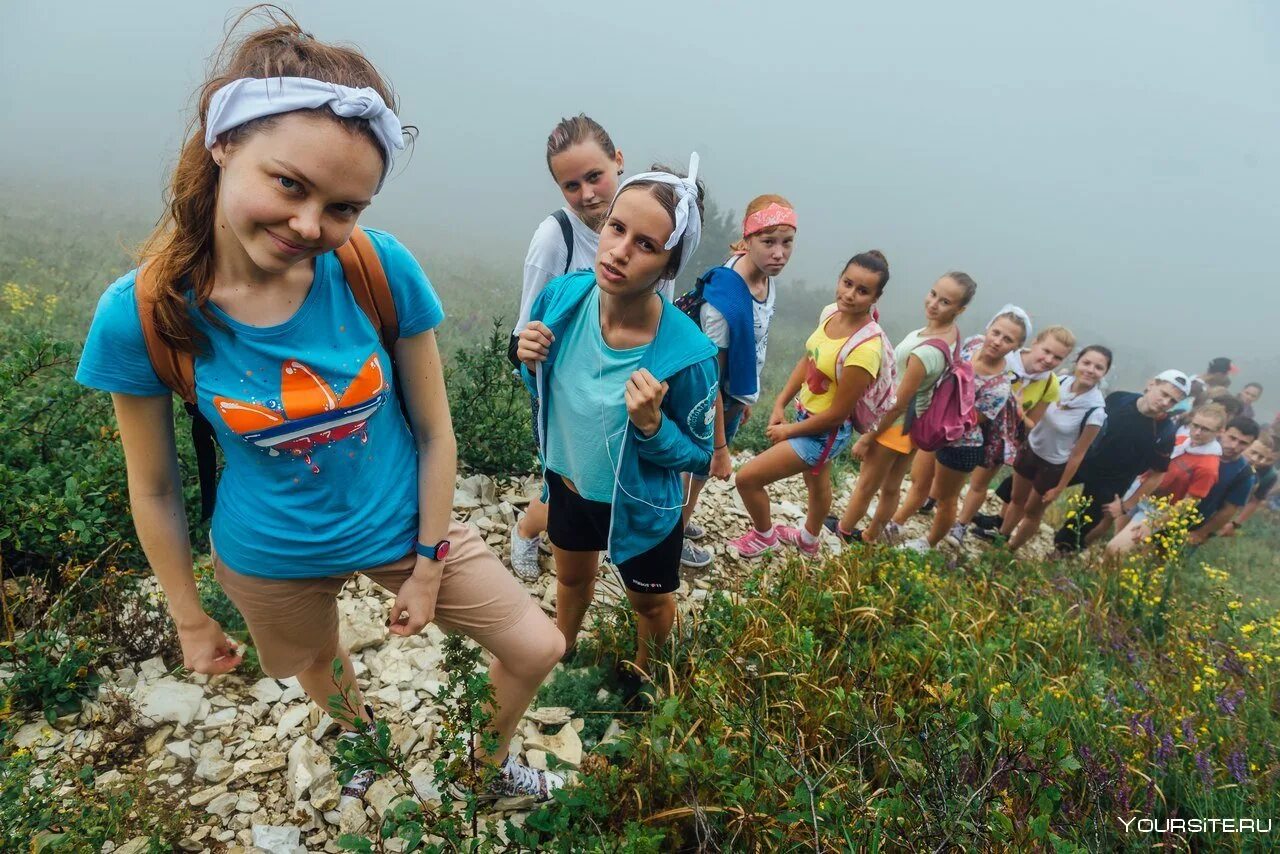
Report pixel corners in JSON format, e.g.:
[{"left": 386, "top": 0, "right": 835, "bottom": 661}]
[
  {"left": 819, "top": 305, "right": 898, "bottom": 434},
  {"left": 904, "top": 337, "right": 976, "bottom": 452}
]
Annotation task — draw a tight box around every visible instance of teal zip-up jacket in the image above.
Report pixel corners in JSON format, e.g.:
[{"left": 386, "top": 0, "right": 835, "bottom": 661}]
[{"left": 522, "top": 271, "right": 718, "bottom": 565}]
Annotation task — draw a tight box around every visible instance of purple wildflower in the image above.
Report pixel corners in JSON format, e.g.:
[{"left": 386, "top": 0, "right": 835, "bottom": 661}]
[
  {"left": 1156, "top": 733, "right": 1175, "bottom": 768},
  {"left": 1195, "top": 751, "right": 1214, "bottom": 786},
  {"left": 1227, "top": 750, "right": 1249, "bottom": 784},
  {"left": 1180, "top": 717, "right": 1197, "bottom": 746}
]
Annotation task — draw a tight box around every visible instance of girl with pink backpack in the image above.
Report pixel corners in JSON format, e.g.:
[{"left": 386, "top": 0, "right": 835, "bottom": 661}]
[
  {"left": 893, "top": 307, "right": 1029, "bottom": 552},
  {"left": 826, "top": 273, "right": 976, "bottom": 544},
  {"left": 729, "top": 251, "right": 895, "bottom": 559}
]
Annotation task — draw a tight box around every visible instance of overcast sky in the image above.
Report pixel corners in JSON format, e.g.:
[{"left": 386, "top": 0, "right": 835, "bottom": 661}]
[{"left": 3, "top": 1, "right": 1277, "bottom": 409}]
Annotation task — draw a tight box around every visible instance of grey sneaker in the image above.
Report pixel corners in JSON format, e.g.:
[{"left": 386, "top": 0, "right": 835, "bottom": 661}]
[
  {"left": 680, "top": 539, "right": 712, "bottom": 568},
  {"left": 509, "top": 524, "right": 542, "bottom": 581},
  {"left": 684, "top": 521, "right": 706, "bottom": 540},
  {"left": 944, "top": 523, "right": 967, "bottom": 548},
  {"left": 489, "top": 755, "right": 566, "bottom": 803}
]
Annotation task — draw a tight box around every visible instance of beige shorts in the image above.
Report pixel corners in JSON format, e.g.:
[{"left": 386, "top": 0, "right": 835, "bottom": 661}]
[{"left": 214, "top": 520, "right": 535, "bottom": 678}]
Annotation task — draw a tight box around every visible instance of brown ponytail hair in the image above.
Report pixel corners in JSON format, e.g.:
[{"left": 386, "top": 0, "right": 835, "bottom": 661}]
[
  {"left": 729, "top": 194, "right": 794, "bottom": 253},
  {"left": 139, "top": 5, "right": 406, "bottom": 354}
]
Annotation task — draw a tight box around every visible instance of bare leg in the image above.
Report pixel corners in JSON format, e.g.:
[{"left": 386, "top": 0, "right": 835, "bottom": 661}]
[
  {"left": 893, "top": 451, "right": 936, "bottom": 525},
  {"left": 297, "top": 645, "right": 369, "bottom": 729},
  {"left": 927, "top": 462, "right": 972, "bottom": 546},
  {"left": 957, "top": 464, "right": 999, "bottom": 525},
  {"left": 735, "top": 442, "right": 810, "bottom": 532},
  {"left": 471, "top": 607, "right": 565, "bottom": 761},
  {"left": 803, "top": 466, "right": 834, "bottom": 537},
  {"left": 999, "top": 473, "right": 1034, "bottom": 538},
  {"left": 838, "top": 443, "right": 902, "bottom": 532},
  {"left": 1008, "top": 491, "right": 1047, "bottom": 551},
  {"left": 551, "top": 546, "right": 601, "bottom": 651},
  {"left": 682, "top": 474, "right": 708, "bottom": 528},
  {"left": 1106, "top": 518, "right": 1151, "bottom": 558},
  {"left": 517, "top": 495, "right": 549, "bottom": 539},
  {"left": 625, "top": 590, "right": 676, "bottom": 675},
  {"left": 865, "top": 451, "right": 915, "bottom": 542}
]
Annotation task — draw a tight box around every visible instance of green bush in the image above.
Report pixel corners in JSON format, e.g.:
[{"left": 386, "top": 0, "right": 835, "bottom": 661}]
[
  {"left": 444, "top": 317, "right": 537, "bottom": 477},
  {"left": 0, "top": 631, "right": 103, "bottom": 724}
]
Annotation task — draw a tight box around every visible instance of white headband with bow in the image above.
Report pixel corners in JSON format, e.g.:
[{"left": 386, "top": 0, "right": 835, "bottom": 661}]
[
  {"left": 987, "top": 303, "right": 1034, "bottom": 343},
  {"left": 204, "top": 76, "right": 406, "bottom": 191},
  {"left": 614, "top": 152, "right": 703, "bottom": 283}
]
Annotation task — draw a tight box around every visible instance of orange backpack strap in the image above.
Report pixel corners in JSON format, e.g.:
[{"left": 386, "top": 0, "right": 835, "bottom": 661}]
[
  {"left": 134, "top": 264, "right": 197, "bottom": 404},
  {"left": 336, "top": 226, "right": 399, "bottom": 353}
]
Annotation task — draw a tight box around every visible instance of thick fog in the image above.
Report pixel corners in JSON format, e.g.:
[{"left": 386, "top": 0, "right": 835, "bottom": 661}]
[{"left": 3, "top": 0, "right": 1277, "bottom": 411}]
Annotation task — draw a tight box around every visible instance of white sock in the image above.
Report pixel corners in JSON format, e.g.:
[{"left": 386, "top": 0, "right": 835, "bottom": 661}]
[
  {"left": 800, "top": 527, "right": 819, "bottom": 546},
  {"left": 755, "top": 525, "right": 776, "bottom": 539}
]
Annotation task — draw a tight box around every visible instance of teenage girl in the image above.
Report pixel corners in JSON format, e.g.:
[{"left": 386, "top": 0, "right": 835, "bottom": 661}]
[
  {"left": 516, "top": 158, "right": 717, "bottom": 703},
  {"left": 1000, "top": 346, "right": 1111, "bottom": 551},
  {"left": 509, "top": 115, "right": 625, "bottom": 581},
  {"left": 894, "top": 309, "right": 1025, "bottom": 551},
  {"left": 959, "top": 325, "right": 1075, "bottom": 541},
  {"left": 728, "top": 251, "right": 892, "bottom": 558},
  {"left": 680, "top": 195, "right": 797, "bottom": 568},
  {"left": 827, "top": 273, "right": 976, "bottom": 544},
  {"left": 74, "top": 12, "right": 566, "bottom": 802}
]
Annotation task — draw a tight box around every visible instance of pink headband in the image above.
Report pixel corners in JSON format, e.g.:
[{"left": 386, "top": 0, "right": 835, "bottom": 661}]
[{"left": 742, "top": 203, "right": 797, "bottom": 238}]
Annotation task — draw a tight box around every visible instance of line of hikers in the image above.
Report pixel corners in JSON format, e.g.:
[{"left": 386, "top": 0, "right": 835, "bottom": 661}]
[{"left": 76, "top": 10, "right": 1275, "bottom": 809}]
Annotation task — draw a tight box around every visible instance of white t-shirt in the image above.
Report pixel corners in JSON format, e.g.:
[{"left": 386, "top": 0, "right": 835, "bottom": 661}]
[
  {"left": 514, "top": 208, "right": 600, "bottom": 334},
  {"left": 698, "top": 260, "right": 775, "bottom": 405},
  {"left": 1027, "top": 375, "right": 1108, "bottom": 464}
]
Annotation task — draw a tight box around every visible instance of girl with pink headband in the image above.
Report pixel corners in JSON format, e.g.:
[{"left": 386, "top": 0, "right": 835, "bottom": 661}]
[{"left": 679, "top": 195, "right": 797, "bottom": 568}]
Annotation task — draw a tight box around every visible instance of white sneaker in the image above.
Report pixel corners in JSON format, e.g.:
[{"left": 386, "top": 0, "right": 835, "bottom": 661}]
[
  {"left": 489, "top": 755, "right": 566, "bottom": 803},
  {"left": 944, "top": 523, "right": 967, "bottom": 548},
  {"left": 509, "top": 524, "right": 542, "bottom": 581},
  {"left": 882, "top": 521, "right": 903, "bottom": 546},
  {"left": 899, "top": 537, "right": 931, "bottom": 553}
]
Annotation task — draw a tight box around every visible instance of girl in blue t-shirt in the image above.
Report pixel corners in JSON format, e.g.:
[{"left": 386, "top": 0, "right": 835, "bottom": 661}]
[
  {"left": 516, "top": 158, "right": 717, "bottom": 705},
  {"left": 75, "top": 12, "right": 566, "bottom": 804}
]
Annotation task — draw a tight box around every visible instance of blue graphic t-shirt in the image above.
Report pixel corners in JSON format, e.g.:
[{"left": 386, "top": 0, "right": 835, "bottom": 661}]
[{"left": 75, "top": 229, "right": 443, "bottom": 579}]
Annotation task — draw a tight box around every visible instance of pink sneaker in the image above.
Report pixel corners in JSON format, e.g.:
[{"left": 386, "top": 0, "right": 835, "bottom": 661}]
[
  {"left": 776, "top": 525, "right": 820, "bottom": 556},
  {"left": 729, "top": 527, "right": 778, "bottom": 559}
]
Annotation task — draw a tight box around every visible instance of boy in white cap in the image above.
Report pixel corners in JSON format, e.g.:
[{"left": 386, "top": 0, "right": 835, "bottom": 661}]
[{"left": 1053, "top": 370, "right": 1191, "bottom": 552}]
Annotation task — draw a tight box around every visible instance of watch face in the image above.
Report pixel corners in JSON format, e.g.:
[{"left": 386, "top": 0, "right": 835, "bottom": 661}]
[{"left": 436, "top": 540, "right": 451, "bottom": 560}]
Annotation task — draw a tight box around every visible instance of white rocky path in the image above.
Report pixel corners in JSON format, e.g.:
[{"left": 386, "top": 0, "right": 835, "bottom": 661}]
[{"left": 21, "top": 458, "right": 1057, "bottom": 852}]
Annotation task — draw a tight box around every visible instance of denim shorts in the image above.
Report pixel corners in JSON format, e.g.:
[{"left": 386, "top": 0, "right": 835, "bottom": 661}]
[{"left": 786, "top": 409, "right": 853, "bottom": 471}]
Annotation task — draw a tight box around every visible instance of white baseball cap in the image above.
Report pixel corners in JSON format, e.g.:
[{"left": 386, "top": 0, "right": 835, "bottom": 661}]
[{"left": 1154, "top": 369, "right": 1192, "bottom": 398}]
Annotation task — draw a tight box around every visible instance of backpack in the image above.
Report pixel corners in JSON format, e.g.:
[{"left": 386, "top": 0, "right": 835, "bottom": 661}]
[
  {"left": 904, "top": 337, "right": 976, "bottom": 452},
  {"left": 507, "top": 210, "right": 575, "bottom": 368},
  {"left": 674, "top": 268, "right": 713, "bottom": 324},
  {"left": 135, "top": 226, "right": 399, "bottom": 521},
  {"left": 815, "top": 305, "right": 898, "bottom": 433},
  {"left": 551, "top": 209, "right": 575, "bottom": 276}
]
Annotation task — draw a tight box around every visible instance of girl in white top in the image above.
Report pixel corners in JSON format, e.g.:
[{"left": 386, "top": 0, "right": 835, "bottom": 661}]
[
  {"left": 1000, "top": 345, "right": 1111, "bottom": 551},
  {"left": 509, "top": 115, "right": 625, "bottom": 580}
]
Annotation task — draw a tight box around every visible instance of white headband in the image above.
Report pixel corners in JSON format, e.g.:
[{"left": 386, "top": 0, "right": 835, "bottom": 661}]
[
  {"left": 614, "top": 152, "right": 703, "bottom": 283},
  {"left": 204, "top": 77, "right": 406, "bottom": 190},
  {"left": 987, "top": 303, "right": 1034, "bottom": 343}
]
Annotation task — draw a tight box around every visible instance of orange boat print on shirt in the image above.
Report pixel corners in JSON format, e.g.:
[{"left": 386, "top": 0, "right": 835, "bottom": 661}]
[{"left": 214, "top": 353, "right": 389, "bottom": 471}]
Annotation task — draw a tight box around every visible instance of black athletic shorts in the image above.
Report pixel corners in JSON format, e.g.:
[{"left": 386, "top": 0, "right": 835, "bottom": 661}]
[
  {"left": 545, "top": 471, "right": 683, "bottom": 595},
  {"left": 936, "top": 443, "right": 985, "bottom": 474}
]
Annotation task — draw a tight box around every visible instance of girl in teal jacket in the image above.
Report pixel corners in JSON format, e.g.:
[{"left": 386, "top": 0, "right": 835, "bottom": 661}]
[{"left": 517, "top": 157, "right": 717, "bottom": 703}]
